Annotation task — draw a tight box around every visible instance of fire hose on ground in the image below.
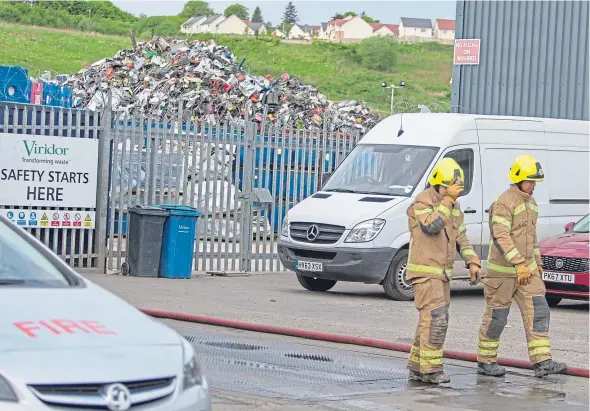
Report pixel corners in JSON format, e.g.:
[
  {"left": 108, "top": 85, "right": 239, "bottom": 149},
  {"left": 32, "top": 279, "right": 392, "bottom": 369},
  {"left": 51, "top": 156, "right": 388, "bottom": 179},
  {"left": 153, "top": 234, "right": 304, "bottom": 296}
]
[{"left": 140, "top": 308, "right": 589, "bottom": 379}]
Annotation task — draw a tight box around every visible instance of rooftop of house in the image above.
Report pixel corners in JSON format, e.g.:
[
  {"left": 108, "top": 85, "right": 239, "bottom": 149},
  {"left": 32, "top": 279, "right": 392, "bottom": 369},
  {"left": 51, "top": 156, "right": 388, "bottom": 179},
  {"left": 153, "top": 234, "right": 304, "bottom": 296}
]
[
  {"left": 202, "top": 14, "right": 223, "bottom": 25},
  {"left": 369, "top": 23, "right": 399, "bottom": 35},
  {"left": 436, "top": 19, "right": 456, "bottom": 30},
  {"left": 182, "top": 16, "right": 206, "bottom": 27},
  {"left": 249, "top": 22, "right": 266, "bottom": 31},
  {"left": 400, "top": 17, "right": 433, "bottom": 29}
]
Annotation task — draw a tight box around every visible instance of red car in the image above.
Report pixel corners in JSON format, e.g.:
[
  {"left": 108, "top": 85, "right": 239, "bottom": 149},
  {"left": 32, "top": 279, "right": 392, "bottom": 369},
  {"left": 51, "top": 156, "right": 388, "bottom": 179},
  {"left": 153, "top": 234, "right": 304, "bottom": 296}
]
[{"left": 539, "top": 214, "right": 589, "bottom": 306}]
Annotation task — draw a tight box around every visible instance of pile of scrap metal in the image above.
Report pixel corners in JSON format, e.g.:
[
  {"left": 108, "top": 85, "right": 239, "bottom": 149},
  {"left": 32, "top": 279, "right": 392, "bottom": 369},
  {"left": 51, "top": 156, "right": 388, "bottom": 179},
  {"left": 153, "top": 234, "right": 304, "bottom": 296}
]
[{"left": 67, "top": 36, "right": 381, "bottom": 133}]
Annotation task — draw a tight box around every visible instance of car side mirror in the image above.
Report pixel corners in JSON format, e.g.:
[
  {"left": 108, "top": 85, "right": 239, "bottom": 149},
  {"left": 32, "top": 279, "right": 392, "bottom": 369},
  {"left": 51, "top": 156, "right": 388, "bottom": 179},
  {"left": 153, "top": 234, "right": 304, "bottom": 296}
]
[
  {"left": 565, "top": 222, "right": 575, "bottom": 232},
  {"left": 321, "top": 172, "right": 332, "bottom": 186}
]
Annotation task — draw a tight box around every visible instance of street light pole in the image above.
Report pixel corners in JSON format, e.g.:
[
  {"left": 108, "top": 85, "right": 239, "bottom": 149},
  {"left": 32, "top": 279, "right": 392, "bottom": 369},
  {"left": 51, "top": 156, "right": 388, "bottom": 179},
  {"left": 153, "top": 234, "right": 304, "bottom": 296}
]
[
  {"left": 390, "top": 86, "right": 395, "bottom": 116},
  {"left": 381, "top": 81, "right": 405, "bottom": 116}
]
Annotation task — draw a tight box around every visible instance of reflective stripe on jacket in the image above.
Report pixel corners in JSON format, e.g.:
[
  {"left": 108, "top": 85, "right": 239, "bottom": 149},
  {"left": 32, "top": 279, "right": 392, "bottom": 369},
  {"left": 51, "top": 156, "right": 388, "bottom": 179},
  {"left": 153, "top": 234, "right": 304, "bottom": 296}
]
[
  {"left": 487, "top": 185, "right": 543, "bottom": 277},
  {"left": 406, "top": 187, "right": 481, "bottom": 282}
]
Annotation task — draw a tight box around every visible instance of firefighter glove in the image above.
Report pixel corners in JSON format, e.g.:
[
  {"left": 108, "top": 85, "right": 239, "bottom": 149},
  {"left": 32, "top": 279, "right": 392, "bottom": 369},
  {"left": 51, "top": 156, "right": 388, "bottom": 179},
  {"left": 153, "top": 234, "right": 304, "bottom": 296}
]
[
  {"left": 445, "top": 182, "right": 464, "bottom": 201},
  {"left": 469, "top": 263, "right": 481, "bottom": 286},
  {"left": 538, "top": 266, "right": 543, "bottom": 276},
  {"left": 516, "top": 263, "right": 532, "bottom": 285}
]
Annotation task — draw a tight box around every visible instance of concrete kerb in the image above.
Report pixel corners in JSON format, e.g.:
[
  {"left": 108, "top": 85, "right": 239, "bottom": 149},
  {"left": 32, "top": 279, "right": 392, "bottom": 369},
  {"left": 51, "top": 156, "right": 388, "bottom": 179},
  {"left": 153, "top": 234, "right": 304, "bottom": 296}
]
[{"left": 141, "top": 308, "right": 590, "bottom": 379}]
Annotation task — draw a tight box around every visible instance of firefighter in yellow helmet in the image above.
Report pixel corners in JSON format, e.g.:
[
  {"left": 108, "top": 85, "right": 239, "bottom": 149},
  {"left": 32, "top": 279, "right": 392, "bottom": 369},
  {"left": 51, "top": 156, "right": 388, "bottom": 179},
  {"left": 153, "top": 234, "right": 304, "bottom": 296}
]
[
  {"left": 406, "top": 157, "right": 481, "bottom": 384},
  {"left": 476, "top": 155, "right": 567, "bottom": 378}
]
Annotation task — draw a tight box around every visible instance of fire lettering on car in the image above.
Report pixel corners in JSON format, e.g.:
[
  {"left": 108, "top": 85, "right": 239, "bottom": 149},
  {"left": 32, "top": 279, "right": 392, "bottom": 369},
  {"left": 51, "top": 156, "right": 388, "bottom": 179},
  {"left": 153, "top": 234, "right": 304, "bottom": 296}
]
[{"left": 13, "top": 320, "right": 116, "bottom": 338}]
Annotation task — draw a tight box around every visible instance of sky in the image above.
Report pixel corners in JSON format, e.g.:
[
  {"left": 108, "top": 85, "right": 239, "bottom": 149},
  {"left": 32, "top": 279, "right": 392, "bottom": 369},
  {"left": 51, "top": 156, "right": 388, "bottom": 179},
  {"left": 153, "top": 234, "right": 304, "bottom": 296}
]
[{"left": 112, "top": 0, "right": 456, "bottom": 26}]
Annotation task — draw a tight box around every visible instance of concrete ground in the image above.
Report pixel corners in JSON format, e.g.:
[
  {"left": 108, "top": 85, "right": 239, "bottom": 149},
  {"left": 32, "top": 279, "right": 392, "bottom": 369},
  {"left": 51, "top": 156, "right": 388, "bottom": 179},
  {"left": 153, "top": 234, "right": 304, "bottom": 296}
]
[
  {"left": 163, "top": 320, "right": 588, "bottom": 411},
  {"left": 84, "top": 272, "right": 589, "bottom": 369}
]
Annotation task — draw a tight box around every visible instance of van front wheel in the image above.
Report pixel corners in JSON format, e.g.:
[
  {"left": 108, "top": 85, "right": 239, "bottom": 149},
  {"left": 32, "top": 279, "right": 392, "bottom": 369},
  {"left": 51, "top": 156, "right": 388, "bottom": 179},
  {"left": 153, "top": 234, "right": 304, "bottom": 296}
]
[
  {"left": 296, "top": 273, "right": 337, "bottom": 292},
  {"left": 382, "top": 249, "right": 414, "bottom": 301}
]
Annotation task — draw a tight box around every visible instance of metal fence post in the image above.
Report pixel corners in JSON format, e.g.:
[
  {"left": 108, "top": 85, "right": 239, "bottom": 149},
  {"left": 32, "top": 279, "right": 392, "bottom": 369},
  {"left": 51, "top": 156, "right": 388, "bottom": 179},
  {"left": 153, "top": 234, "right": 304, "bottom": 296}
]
[
  {"left": 94, "top": 101, "right": 113, "bottom": 273},
  {"left": 239, "top": 121, "right": 256, "bottom": 272}
]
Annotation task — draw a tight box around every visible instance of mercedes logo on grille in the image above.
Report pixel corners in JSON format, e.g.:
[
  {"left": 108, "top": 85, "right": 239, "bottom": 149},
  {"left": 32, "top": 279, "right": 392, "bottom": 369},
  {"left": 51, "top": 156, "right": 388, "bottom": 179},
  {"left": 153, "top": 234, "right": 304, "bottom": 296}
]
[
  {"left": 102, "top": 383, "right": 131, "bottom": 411},
  {"left": 555, "top": 259, "right": 564, "bottom": 269},
  {"left": 306, "top": 224, "right": 320, "bottom": 242}
]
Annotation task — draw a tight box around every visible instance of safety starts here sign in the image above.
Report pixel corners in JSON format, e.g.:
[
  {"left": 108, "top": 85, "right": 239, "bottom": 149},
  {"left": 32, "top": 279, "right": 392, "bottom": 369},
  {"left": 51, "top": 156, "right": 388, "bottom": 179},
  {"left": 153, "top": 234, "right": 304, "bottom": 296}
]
[
  {"left": 454, "top": 39, "right": 481, "bottom": 65},
  {"left": 0, "top": 133, "right": 98, "bottom": 208}
]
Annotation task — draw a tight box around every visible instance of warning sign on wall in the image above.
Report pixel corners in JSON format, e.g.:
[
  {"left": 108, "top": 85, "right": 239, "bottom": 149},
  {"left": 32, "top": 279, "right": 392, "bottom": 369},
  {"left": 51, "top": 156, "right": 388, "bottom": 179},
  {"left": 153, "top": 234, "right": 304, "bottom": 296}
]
[
  {"left": 0, "top": 133, "right": 98, "bottom": 208},
  {"left": 0, "top": 209, "right": 95, "bottom": 229},
  {"left": 454, "top": 39, "right": 481, "bottom": 65}
]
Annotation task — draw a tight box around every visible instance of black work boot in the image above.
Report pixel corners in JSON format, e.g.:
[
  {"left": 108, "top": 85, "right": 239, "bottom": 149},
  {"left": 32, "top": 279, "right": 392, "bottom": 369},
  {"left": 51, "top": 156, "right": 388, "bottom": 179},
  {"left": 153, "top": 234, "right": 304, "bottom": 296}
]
[
  {"left": 533, "top": 359, "right": 567, "bottom": 378},
  {"left": 477, "top": 362, "right": 506, "bottom": 377},
  {"left": 408, "top": 370, "right": 422, "bottom": 381},
  {"left": 421, "top": 371, "right": 451, "bottom": 384}
]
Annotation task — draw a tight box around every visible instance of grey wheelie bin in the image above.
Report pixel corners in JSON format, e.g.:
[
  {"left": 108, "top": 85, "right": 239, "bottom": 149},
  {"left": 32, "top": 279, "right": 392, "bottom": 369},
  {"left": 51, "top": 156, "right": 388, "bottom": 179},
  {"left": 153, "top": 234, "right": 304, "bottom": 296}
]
[{"left": 121, "top": 206, "right": 169, "bottom": 277}]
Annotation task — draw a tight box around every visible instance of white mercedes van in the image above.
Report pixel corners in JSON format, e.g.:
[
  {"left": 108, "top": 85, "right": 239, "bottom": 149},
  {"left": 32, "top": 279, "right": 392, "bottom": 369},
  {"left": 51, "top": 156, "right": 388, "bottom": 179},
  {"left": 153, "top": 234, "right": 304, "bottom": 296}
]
[{"left": 278, "top": 113, "right": 589, "bottom": 300}]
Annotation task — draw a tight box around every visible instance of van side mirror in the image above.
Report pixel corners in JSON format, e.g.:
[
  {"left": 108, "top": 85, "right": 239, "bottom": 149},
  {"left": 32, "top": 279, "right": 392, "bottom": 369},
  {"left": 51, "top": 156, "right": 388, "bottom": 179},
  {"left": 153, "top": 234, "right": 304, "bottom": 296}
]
[
  {"left": 321, "top": 172, "right": 332, "bottom": 186},
  {"left": 565, "top": 222, "right": 575, "bottom": 232}
]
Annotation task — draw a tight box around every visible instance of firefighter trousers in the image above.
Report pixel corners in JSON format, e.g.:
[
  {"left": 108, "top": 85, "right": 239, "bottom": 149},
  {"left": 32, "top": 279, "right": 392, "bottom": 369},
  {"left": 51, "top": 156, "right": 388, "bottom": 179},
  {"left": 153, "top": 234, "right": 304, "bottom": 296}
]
[
  {"left": 408, "top": 277, "right": 451, "bottom": 374},
  {"left": 477, "top": 274, "right": 552, "bottom": 365}
]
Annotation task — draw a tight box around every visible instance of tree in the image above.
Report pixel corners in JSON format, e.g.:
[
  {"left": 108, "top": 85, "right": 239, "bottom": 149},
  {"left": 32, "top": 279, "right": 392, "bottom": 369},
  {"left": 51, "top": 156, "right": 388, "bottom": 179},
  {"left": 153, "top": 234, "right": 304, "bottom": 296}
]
[
  {"left": 178, "top": 0, "right": 213, "bottom": 19},
  {"left": 251, "top": 5, "right": 263, "bottom": 23},
  {"left": 343, "top": 11, "right": 356, "bottom": 17},
  {"left": 282, "top": 1, "right": 298, "bottom": 25},
  {"left": 224, "top": 3, "right": 248, "bottom": 20},
  {"left": 265, "top": 21, "right": 272, "bottom": 28},
  {"left": 331, "top": 13, "right": 344, "bottom": 19},
  {"left": 358, "top": 36, "right": 398, "bottom": 72}
]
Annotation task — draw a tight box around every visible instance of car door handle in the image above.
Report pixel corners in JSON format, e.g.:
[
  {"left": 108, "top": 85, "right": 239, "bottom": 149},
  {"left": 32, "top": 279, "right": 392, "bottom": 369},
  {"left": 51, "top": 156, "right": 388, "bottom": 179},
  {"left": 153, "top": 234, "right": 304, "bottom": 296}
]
[
  {"left": 485, "top": 209, "right": 490, "bottom": 213},
  {"left": 464, "top": 208, "right": 477, "bottom": 214}
]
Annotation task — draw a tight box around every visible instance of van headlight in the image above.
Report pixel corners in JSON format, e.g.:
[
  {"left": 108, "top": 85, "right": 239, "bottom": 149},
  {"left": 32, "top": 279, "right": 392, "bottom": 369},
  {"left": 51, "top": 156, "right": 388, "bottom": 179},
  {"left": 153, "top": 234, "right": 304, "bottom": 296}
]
[
  {"left": 281, "top": 216, "right": 289, "bottom": 237},
  {"left": 0, "top": 374, "right": 18, "bottom": 402},
  {"left": 181, "top": 337, "right": 203, "bottom": 389},
  {"left": 344, "top": 219, "right": 386, "bottom": 243}
]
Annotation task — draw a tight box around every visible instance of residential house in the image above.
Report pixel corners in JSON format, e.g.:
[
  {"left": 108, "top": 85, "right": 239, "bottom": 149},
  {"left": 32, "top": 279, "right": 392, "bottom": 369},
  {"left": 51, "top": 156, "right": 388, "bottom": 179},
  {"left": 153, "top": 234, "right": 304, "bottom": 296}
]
[
  {"left": 199, "top": 14, "right": 226, "bottom": 33},
  {"left": 247, "top": 22, "right": 268, "bottom": 36},
  {"left": 370, "top": 23, "right": 399, "bottom": 37},
  {"left": 317, "top": 22, "right": 328, "bottom": 40},
  {"left": 326, "top": 15, "right": 374, "bottom": 42},
  {"left": 434, "top": 19, "right": 455, "bottom": 40},
  {"left": 180, "top": 16, "right": 207, "bottom": 34},
  {"left": 271, "top": 28, "right": 285, "bottom": 38},
  {"left": 398, "top": 17, "right": 433, "bottom": 39},
  {"left": 216, "top": 15, "right": 249, "bottom": 35},
  {"left": 288, "top": 24, "right": 320, "bottom": 39}
]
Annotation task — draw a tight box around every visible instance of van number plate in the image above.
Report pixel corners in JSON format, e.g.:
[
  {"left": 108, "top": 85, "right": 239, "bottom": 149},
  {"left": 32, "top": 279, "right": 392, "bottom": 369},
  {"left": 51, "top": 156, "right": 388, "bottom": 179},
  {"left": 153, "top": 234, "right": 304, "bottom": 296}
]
[
  {"left": 296, "top": 261, "right": 323, "bottom": 272},
  {"left": 542, "top": 271, "right": 574, "bottom": 284}
]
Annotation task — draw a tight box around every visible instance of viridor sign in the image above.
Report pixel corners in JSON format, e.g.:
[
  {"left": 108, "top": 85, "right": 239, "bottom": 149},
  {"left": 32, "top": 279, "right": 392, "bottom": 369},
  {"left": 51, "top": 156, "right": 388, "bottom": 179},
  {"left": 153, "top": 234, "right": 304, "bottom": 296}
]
[{"left": 0, "top": 133, "right": 98, "bottom": 208}]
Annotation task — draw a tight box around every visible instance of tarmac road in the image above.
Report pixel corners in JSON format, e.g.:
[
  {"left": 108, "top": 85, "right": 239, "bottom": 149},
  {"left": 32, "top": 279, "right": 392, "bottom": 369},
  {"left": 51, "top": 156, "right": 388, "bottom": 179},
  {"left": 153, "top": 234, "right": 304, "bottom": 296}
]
[
  {"left": 162, "top": 320, "right": 589, "bottom": 411},
  {"left": 86, "top": 272, "right": 589, "bottom": 369}
]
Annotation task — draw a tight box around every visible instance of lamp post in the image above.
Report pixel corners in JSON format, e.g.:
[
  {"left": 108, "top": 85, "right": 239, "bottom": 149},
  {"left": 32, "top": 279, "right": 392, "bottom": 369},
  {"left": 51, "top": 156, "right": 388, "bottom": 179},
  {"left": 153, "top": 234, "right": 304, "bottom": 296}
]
[{"left": 381, "top": 81, "right": 405, "bottom": 116}]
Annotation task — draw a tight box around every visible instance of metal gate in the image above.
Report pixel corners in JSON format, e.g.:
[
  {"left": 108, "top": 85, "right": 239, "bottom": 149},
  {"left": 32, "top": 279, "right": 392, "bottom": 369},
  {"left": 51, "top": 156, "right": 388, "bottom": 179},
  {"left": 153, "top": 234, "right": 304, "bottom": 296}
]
[
  {"left": 105, "top": 110, "right": 361, "bottom": 274},
  {"left": 0, "top": 103, "right": 106, "bottom": 271}
]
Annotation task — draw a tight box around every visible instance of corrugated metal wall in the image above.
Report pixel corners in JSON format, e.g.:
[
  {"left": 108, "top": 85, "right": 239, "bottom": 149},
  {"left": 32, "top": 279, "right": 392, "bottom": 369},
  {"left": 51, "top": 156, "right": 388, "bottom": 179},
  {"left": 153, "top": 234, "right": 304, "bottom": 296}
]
[{"left": 452, "top": 1, "right": 589, "bottom": 120}]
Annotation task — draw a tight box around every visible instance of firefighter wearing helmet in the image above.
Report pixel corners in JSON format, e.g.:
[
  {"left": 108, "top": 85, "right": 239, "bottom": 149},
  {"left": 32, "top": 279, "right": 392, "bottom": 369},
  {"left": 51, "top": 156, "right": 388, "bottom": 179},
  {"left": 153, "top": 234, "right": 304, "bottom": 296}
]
[
  {"left": 406, "top": 157, "right": 481, "bottom": 384},
  {"left": 476, "top": 154, "right": 567, "bottom": 378}
]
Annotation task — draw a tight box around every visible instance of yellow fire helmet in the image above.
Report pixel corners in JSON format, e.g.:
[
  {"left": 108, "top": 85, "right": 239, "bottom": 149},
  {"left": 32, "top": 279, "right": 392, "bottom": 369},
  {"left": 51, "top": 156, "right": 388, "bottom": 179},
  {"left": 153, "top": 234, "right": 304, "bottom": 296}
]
[
  {"left": 509, "top": 154, "right": 545, "bottom": 184},
  {"left": 428, "top": 157, "right": 464, "bottom": 187}
]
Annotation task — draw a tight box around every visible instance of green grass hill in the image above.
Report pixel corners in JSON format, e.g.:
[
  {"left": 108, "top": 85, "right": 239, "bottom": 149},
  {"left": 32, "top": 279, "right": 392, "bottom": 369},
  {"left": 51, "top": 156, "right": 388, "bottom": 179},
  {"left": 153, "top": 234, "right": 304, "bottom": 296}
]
[{"left": 0, "top": 23, "right": 454, "bottom": 114}]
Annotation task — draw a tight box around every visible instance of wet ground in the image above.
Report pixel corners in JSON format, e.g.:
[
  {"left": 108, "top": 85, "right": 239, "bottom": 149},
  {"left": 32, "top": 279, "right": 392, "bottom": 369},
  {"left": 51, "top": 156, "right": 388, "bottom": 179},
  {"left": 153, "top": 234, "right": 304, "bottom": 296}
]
[
  {"left": 165, "top": 320, "right": 589, "bottom": 411},
  {"left": 87, "top": 272, "right": 589, "bottom": 369}
]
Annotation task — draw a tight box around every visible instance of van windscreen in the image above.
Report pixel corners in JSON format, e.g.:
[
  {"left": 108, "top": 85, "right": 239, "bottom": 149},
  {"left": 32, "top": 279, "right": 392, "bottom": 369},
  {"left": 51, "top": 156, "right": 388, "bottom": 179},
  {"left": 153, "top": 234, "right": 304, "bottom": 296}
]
[{"left": 323, "top": 144, "right": 439, "bottom": 197}]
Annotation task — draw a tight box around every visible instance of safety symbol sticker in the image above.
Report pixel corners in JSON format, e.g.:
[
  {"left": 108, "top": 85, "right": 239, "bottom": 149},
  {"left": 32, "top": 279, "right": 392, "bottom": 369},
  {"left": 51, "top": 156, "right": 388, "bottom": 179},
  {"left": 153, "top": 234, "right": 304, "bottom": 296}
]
[
  {"left": 84, "top": 213, "right": 93, "bottom": 227},
  {"left": 40, "top": 212, "right": 49, "bottom": 227},
  {"left": 74, "top": 213, "right": 82, "bottom": 227},
  {"left": 62, "top": 212, "right": 71, "bottom": 227},
  {"left": 51, "top": 212, "right": 60, "bottom": 227}
]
